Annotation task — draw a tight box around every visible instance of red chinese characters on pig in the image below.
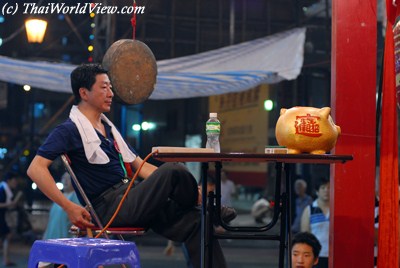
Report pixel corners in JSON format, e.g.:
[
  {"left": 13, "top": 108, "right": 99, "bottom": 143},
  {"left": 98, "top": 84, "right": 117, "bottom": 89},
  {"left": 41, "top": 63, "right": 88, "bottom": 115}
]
[{"left": 275, "top": 107, "right": 341, "bottom": 154}]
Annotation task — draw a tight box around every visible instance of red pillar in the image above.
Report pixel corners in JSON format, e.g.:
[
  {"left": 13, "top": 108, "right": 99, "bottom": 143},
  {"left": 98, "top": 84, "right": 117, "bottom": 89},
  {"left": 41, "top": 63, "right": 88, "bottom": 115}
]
[{"left": 330, "top": 0, "right": 376, "bottom": 267}]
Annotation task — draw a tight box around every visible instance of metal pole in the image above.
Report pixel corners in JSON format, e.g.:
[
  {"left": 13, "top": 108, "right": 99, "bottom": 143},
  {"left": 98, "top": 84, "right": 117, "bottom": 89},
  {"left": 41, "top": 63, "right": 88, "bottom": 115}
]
[{"left": 229, "top": 0, "right": 235, "bottom": 45}]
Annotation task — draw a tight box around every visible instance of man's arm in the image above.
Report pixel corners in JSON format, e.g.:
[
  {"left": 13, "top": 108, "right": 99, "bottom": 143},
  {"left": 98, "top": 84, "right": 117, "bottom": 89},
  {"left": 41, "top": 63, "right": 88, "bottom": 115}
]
[
  {"left": 131, "top": 156, "right": 157, "bottom": 179},
  {"left": 0, "top": 200, "right": 16, "bottom": 209},
  {"left": 230, "top": 180, "right": 237, "bottom": 196},
  {"left": 300, "top": 205, "right": 311, "bottom": 232},
  {"left": 27, "top": 155, "right": 94, "bottom": 228}
]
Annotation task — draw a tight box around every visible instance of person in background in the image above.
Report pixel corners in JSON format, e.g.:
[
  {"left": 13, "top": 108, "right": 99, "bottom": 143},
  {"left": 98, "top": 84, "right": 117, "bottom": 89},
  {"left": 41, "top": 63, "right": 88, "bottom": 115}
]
[
  {"left": 251, "top": 193, "right": 272, "bottom": 224},
  {"left": 300, "top": 177, "right": 330, "bottom": 268},
  {"left": 164, "top": 174, "right": 236, "bottom": 266},
  {"left": 374, "top": 193, "right": 379, "bottom": 267},
  {"left": 220, "top": 170, "right": 236, "bottom": 207},
  {"left": 43, "top": 172, "right": 79, "bottom": 239},
  {"left": 209, "top": 173, "right": 236, "bottom": 233},
  {"left": 292, "top": 178, "right": 313, "bottom": 234},
  {"left": 0, "top": 172, "right": 23, "bottom": 267},
  {"left": 291, "top": 231, "right": 321, "bottom": 268},
  {"left": 163, "top": 175, "right": 217, "bottom": 267},
  {"left": 13, "top": 175, "right": 35, "bottom": 243}
]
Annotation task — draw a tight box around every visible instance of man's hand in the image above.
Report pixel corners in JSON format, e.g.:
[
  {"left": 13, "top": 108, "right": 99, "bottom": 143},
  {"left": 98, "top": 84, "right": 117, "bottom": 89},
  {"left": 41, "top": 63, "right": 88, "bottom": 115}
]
[
  {"left": 8, "top": 191, "right": 24, "bottom": 209},
  {"left": 197, "top": 186, "right": 202, "bottom": 205},
  {"left": 65, "top": 202, "right": 95, "bottom": 229},
  {"left": 7, "top": 201, "right": 18, "bottom": 209}
]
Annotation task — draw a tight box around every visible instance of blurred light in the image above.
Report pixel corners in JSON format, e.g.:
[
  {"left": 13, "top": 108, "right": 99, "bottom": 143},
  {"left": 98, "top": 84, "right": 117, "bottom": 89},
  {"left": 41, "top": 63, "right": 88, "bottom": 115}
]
[
  {"left": 62, "top": 36, "right": 68, "bottom": 46},
  {"left": 88, "top": 56, "right": 93, "bottom": 62},
  {"left": 23, "top": 149, "right": 30, "bottom": 156},
  {"left": 0, "top": 38, "right": 2, "bottom": 47},
  {"left": 58, "top": 14, "right": 65, "bottom": 20},
  {"left": 0, "top": 148, "right": 7, "bottom": 159},
  {"left": 132, "top": 124, "right": 141, "bottom": 131},
  {"left": 31, "top": 183, "right": 37, "bottom": 190},
  {"left": 88, "top": 45, "right": 94, "bottom": 52},
  {"left": 141, "top": 121, "right": 156, "bottom": 131},
  {"left": 141, "top": 122, "right": 150, "bottom": 131},
  {"left": 0, "top": 16, "right": 4, "bottom": 23},
  {"left": 34, "top": 102, "right": 45, "bottom": 118},
  {"left": 89, "top": 34, "right": 95, "bottom": 40},
  {"left": 91, "top": 23, "right": 95, "bottom": 28},
  {"left": 56, "top": 182, "right": 64, "bottom": 190},
  {"left": 90, "top": 12, "right": 95, "bottom": 18},
  {"left": 25, "top": 18, "right": 47, "bottom": 43},
  {"left": 264, "top": 100, "right": 274, "bottom": 111},
  {"left": 36, "top": 103, "right": 44, "bottom": 109},
  {"left": 149, "top": 122, "right": 156, "bottom": 130},
  {"left": 62, "top": 54, "right": 71, "bottom": 62},
  {"left": 23, "top": 85, "right": 31, "bottom": 91}
]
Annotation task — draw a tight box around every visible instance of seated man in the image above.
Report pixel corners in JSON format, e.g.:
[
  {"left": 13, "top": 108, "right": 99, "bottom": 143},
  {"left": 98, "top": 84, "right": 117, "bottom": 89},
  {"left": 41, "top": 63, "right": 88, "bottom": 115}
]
[
  {"left": 27, "top": 63, "right": 233, "bottom": 268},
  {"left": 291, "top": 232, "right": 321, "bottom": 268}
]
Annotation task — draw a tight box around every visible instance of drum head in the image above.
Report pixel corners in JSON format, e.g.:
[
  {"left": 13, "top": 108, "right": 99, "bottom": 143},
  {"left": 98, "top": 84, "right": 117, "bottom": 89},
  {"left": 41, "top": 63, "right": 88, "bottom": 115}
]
[{"left": 102, "top": 39, "right": 157, "bottom": 105}]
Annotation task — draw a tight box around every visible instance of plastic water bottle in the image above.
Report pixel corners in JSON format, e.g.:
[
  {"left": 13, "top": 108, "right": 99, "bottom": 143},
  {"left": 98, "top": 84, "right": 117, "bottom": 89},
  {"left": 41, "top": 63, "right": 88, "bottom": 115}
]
[{"left": 206, "top": 112, "right": 221, "bottom": 153}]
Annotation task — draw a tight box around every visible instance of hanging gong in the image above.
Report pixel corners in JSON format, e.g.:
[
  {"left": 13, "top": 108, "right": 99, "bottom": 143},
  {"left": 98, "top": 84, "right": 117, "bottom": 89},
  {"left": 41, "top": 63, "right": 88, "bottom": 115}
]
[{"left": 102, "top": 39, "right": 157, "bottom": 105}]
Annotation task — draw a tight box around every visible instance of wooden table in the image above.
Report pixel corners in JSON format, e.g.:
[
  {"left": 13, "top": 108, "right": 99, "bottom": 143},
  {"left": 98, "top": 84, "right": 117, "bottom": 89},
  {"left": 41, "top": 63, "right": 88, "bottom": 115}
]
[{"left": 153, "top": 152, "right": 353, "bottom": 268}]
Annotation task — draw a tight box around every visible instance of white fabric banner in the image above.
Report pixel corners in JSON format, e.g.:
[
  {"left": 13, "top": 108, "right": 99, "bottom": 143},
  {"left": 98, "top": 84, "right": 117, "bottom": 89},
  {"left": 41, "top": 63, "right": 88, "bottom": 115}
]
[{"left": 0, "top": 27, "right": 306, "bottom": 100}]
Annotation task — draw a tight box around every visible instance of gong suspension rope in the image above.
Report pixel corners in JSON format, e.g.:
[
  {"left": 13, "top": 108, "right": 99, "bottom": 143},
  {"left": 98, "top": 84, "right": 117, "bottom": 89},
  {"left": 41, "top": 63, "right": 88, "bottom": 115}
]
[{"left": 131, "top": 0, "right": 137, "bottom": 39}]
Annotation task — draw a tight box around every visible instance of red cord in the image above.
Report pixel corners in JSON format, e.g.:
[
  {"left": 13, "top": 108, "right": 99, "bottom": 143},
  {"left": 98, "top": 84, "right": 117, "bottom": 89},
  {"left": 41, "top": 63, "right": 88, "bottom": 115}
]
[
  {"left": 95, "top": 150, "right": 156, "bottom": 238},
  {"left": 56, "top": 151, "right": 157, "bottom": 268},
  {"left": 131, "top": 0, "right": 137, "bottom": 39}
]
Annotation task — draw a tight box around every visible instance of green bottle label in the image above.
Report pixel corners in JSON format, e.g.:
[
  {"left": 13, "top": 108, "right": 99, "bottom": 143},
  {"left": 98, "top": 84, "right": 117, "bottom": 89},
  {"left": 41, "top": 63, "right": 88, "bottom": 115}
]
[{"left": 206, "top": 122, "right": 220, "bottom": 134}]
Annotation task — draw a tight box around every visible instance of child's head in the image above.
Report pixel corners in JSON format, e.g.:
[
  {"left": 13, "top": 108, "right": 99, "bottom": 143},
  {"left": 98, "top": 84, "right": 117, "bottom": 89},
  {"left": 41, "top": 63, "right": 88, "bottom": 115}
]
[{"left": 291, "top": 232, "right": 321, "bottom": 268}]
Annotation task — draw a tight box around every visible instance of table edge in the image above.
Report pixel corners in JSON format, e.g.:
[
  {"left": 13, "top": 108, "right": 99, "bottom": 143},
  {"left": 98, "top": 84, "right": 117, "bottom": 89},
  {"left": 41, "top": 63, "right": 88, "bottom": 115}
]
[{"left": 152, "top": 152, "right": 353, "bottom": 164}]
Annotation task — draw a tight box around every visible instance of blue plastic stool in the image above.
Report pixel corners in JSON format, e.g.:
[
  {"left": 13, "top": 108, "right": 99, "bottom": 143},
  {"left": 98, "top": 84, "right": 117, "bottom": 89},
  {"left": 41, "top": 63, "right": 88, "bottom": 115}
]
[{"left": 28, "top": 238, "right": 140, "bottom": 268}]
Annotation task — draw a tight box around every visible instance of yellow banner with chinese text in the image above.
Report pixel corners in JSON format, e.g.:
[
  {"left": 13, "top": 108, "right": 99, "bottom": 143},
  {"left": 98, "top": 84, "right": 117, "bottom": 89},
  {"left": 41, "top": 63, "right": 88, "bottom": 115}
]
[{"left": 209, "top": 84, "right": 270, "bottom": 186}]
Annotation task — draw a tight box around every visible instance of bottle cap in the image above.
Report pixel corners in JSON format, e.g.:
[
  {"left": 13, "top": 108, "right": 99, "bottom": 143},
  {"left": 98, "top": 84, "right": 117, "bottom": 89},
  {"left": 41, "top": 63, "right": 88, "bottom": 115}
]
[{"left": 210, "top": 112, "right": 217, "bottom": 118}]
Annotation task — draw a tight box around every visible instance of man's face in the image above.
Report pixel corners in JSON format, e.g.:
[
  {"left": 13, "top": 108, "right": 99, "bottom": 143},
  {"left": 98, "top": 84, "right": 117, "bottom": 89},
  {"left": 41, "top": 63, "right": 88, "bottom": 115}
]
[
  {"left": 7, "top": 177, "right": 18, "bottom": 189},
  {"left": 291, "top": 243, "right": 318, "bottom": 268},
  {"left": 82, "top": 73, "right": 114, "bottom": 112},
  {"left": 316, "top": 182, "right": 330, "bottom": 202},
  {"left": 295, "top": 182, "right": 306, "bottom": 196}
]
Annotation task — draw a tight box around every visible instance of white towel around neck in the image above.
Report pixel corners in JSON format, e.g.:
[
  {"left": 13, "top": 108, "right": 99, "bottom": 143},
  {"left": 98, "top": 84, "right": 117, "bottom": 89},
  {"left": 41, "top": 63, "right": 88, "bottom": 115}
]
[{"left": 69, "top": 105, "right": 136, "bottom": 164}]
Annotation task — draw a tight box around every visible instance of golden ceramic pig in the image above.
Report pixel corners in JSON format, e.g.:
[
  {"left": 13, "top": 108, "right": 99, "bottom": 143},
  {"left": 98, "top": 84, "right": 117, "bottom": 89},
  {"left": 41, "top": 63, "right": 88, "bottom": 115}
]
[{"left": 275, "top": 106, "right": 341, "bottom": 154}]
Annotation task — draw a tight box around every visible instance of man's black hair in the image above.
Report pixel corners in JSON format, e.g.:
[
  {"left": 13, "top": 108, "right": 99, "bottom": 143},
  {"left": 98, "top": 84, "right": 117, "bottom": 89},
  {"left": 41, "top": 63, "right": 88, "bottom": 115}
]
[
  {"left": 3, "top": 171, "right": 18, "bottom": 182},
  {"left": 314, "top": 177, "right": 330, "bottom": 191},
  {"left": 292, "top": 232, "right": 322, "bottom": 258},
  {"left": 70, "top": 63, "right": 108, "bottom": 104}
]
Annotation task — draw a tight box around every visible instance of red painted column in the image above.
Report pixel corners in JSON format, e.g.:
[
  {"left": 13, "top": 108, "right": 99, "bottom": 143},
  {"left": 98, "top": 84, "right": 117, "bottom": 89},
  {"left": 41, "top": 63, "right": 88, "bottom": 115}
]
[{"left": 330, "top": 0, "right": 376, "bottom": 267}]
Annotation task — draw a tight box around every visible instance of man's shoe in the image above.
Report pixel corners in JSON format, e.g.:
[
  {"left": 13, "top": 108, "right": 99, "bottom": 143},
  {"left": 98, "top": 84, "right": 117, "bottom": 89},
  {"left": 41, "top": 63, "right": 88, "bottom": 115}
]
[{"left": 219, "top": 206, "right": 237, "bottom": 223}]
